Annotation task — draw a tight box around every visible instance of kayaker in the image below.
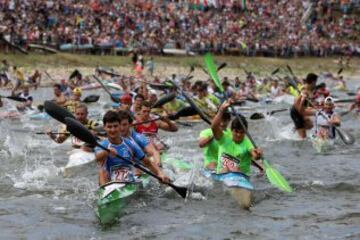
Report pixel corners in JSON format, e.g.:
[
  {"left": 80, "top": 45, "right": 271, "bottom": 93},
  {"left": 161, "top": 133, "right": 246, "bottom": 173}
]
[
  {"left": 118, "top": 94, "right": 133, "bottom": 113},
  {"left": 290, "top": 73, "right": 318, "bottom": 139},
  {"left": 131, "top": 94, "right": 145, "bottom": 114},
  {"left": 46, "top": 104, "right": 98, "bottom": 152},
  {"left": 52, "top": 83, "right": 67, "bottom": 106},
  {"left": 12, "top": 66, "right": 26, "bottom": 94},
  {"left": 15, "top": 85, "right": 33, "bottom": 111},
  {"left": 314, "top": 97, "right": 341, "bottom": 140},
  {"left": 95, "top": 110, "right": 169, "bottom": 185},
  {"left": 0, "top": 59, "right": 10, "bottom": 87},
  {"left": 64, "top": 88, "right": 82, "bottom": 113},
  {"left": 198, "top": 110, "right": 231, "bottom": 170},
  {"left": 212, "top": 99, "right": 263, "bottom": 208},
  {"left": 27, "top": 69, "right": 41, "bottom": 90},
  {"left": 347, "top": 88, "right": 360, "bottom": 117},
  {"left": 135, "top": 101, "right": 178, "bottom": 151},
  {"left": 118, "top": 110, "right": 162, "bottom": 167}
]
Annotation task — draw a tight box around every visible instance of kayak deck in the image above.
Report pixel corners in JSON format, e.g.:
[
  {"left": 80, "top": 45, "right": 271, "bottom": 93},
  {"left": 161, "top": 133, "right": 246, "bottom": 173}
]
[{"left": 96, "top": 175, "right": 150, "bottom": 225}]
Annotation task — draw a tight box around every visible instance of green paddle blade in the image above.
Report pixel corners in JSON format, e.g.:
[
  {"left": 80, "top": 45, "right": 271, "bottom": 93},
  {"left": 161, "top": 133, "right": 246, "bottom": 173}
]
[
  {"left": 204, "top": 53, "right": 224, "bottom": 92},
  {"left": 263, "top": 160, "right": 293, "bottom": 193}
]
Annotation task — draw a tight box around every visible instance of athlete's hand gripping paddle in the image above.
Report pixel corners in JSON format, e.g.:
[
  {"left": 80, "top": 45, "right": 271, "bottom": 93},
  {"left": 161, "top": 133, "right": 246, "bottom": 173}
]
[{"left": 204, "top": 53, "right": 293, "bottom": 193}]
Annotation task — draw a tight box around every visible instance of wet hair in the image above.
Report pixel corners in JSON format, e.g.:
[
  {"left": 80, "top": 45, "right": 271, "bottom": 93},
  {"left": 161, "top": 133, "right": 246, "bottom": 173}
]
[
  {"left": 316, "top": 82, "right": 326, "bottom": 90},
  {"left": 231, "top": 116, "right": 248, "bottom": 131},
  {"left": 135, "top": 94, "right": 145, "bottom": 100},
  {"left": 75, "top": 103, "right": 88, "bottom": 113},
  {"left": 53, "top": 83, "right": 61, "bottom": 89},
  {"left": 103, "top": 110, "right": 121, "bottom": 125},
  {"left": 304, "top": 73, "right": 318, "bottom": 84},
  {"left": 118, "top": 110, "right": 133, "bottom": 124},
  {"left": 141, "top": 100, "right": 152, "bottom": 108}
]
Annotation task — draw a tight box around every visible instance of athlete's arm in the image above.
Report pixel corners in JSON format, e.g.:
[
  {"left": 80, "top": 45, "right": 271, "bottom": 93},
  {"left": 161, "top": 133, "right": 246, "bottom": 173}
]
[
  {"left": 212, "top": 100, "right": 231, "bottom": 140},
  {"left": 144, "top": 143, "right": 161, "bottom": 166},
  {"left": 198, "top": 136, "right": 213, "bottom": 148},
  {"left": 157, "top": 117, "right": 178, "bottom": 132},
  {"left": 143, "top": 157, "right": 169, "bottom": 183}
]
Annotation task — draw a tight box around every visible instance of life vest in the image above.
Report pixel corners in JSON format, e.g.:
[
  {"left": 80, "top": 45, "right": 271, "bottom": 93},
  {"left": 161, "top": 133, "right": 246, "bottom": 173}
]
[{"left": 135, "top": 120, "right": 158, "bottom": 135}]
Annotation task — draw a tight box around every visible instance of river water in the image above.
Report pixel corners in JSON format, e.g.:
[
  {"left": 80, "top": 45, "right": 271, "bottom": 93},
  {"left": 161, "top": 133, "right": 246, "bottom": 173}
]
[{"left": 0, "top": 79, "right": 359, "bottom": 240}]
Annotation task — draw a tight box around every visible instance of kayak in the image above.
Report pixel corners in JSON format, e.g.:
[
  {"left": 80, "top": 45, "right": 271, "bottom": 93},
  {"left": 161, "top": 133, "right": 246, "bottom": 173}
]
[
  {"left": 96, "top": 175, "right": 150, "bottom": 225},
  {"left": 105, "top": 82, "right": 122, "bottom": 91},
  {"left": 28, "top": 112, "right": 50, "bottom": 120},
  {"left": 177, "top": 115, "right": 203, "bottom": 124},
  {"left": 311, "top": 136, "right": 334, "bottom": 153},
  {"left": 81, "top": 83, "right": 101, "bottom": 90},
  {"left": 63, "top": 149, "right": 96, "bottom": 177},
  {"left": 201, "top": 169, "right": 254, "bottom": 208},
  {"left": 161, "top": 153, "right": 192, "bottom": 173},
  {"left": 200, "top": 169, "right": 254, "bottom": 190}
]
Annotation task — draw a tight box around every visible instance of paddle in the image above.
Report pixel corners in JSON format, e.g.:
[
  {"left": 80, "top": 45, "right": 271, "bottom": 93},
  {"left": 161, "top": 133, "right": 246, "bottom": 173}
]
[
  {"left": 133, "top": 106, "right": 198, "bottom": 126},
  {"left": 44, "top": 100, "right": 75, "bottom": 124},
  {"left": 152, "top": 92, "right": 177, "bottom": 108},
  {"left": 82, "top": 95, "right": 100, "bottom": 103},
  {"left": 172, "top": 79, "right": 211, "bottom": 125},
  {"left": 334, "top": 98, "right": 356, "bottom": 103},
  {"left": 93, "top": 75, "right": 119, "bottom": 103},
  {"left": 44, "top": 71, "right": 56, "bottom": 82},
  {"left": 271, "top": 68, "right": 280, "bottom": 75},
  {"left": 64, "top": 117, "right": 187, "bottom": 198},
  {"left": 205, "top": 53, "right": 293, "bottom": 193},
  {"left": 0, "top": 95, "right": 27, "bottom": 102},
  {"left": 201, "top": 62, "right": 227, "bottom": 75},
  {"left": 250, "top": 108, "right": 289, "bottom": 120},
  {"left": 287, "top": 79, "right": 355, "bottom": 145}
]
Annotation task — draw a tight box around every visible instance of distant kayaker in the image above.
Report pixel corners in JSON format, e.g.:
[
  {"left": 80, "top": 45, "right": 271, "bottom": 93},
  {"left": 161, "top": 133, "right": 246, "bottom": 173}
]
[
  {"left": 46, "top": 104, "right": 98, "bottom": 152},
  {"left": 290, "top": 73, "right": 318, "bottom": 139},
  {"left": 347, "top": 88, "right": 360, "bottom": 117},
  {"left": 314, "top": 97, "right": 341, "bottom": 140},
  {"left": 135, "top": 101, "right": 178, "bottom": 151},
  {"left": 15, "top": 85, "right": 33, "bottom": 111},
  {"left": 52, "top": 83, "right": 67, "bottom": 106},
  {"left": 64, "top": 88, "right": 82, "bottom": 113},
  {"left": 95, "top": 110, "right": 169, "bottom": 185}
]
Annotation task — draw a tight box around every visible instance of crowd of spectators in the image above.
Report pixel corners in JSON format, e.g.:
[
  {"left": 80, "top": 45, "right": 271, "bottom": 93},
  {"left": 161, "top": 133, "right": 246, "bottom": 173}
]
[{"left": 0, "top": 0, "right": 359, "bottom": 57}]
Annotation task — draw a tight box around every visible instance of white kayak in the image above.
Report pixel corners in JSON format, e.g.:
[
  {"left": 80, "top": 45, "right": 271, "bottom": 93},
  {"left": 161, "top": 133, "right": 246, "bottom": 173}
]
[{"left": 64, "top": 149, "right": 96, "bottom": 177}]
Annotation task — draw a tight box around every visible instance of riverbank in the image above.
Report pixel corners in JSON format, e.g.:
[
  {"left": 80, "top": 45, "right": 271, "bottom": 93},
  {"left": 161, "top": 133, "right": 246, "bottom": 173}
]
[{"left": 1, "top": 53, "right": 359, "bottom": 87}]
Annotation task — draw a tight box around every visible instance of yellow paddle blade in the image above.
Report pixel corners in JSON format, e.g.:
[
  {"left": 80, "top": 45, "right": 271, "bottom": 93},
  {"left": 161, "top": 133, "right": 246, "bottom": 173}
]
[{"left": 264, "top": 160, "right": 293, "bottom": 193}]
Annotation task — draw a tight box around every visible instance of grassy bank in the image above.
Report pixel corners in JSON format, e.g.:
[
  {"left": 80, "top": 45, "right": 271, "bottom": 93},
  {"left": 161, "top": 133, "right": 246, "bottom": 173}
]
[{"left": 1, "top": 53, "right": 359, "bottom": 80}]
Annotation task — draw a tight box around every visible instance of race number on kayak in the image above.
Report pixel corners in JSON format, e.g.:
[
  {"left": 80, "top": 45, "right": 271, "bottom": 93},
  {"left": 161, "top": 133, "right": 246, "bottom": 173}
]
[
  {"left": 219, "top": 153, "right": 241, "bottom": 173},
  {"left": 110, "top": 165, "right": 135, "bottom": 182}
]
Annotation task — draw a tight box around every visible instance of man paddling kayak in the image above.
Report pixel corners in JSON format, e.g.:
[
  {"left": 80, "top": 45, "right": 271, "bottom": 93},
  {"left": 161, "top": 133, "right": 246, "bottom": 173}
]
[
  {"left": 118, "top": 110, "right": 162, "bottom": 166},
  {"left": 52, "top": 83, "right": 67, "bottom": 106},
  {"left": 211, "top": 100, "right": 263, "bottom": 208},
  {"left": 95, "top": 110, "right": 169, "bottom": 185},
  {"left": 198, "top": 110, "right": 231, "bottom": 170},
  {"left": 135, "top": 101, "right": 178, "bottom": 151},
  {"left": 290, "top": 73, "right": 318, "bottom": 139},
  {"left": 314, "top": 97, "right": 341, "bottom": 140},
  {"left": 46, "top": 104, "right": 98, "bottom": 151}
]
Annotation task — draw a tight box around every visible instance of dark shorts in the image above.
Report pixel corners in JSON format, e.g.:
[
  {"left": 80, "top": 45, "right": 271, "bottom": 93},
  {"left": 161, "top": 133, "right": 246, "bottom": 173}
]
[{"left": 290, "top": 106, "right": 305, "bottom": 129}]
